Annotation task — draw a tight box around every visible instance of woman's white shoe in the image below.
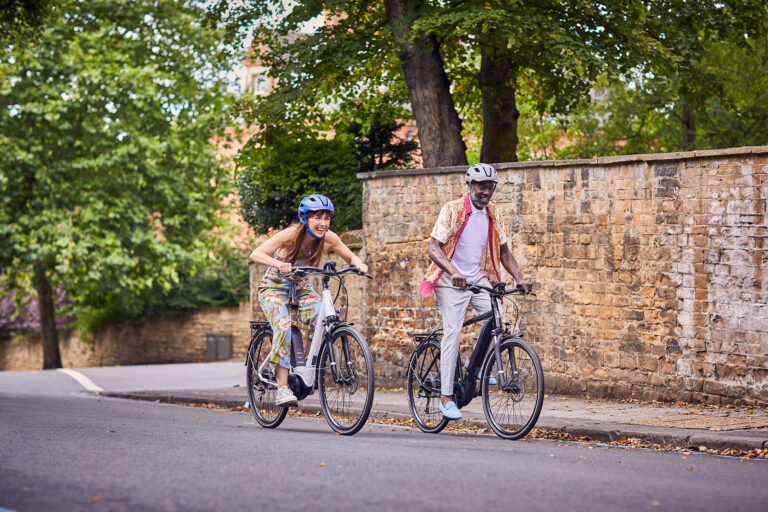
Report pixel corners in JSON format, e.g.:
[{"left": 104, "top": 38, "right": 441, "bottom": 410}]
[{"left": 275, "top": 386, "right": 298, "bottom": 406}]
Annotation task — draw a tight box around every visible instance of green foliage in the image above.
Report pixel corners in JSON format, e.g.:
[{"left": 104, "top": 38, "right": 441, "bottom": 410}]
[
  {"left": 698, "top": 35, "right": 768, "bottom": 148},
  {"left": 340, "top": 100, "right": 418, "bottom": 173},
  {"left": 0, "top": 0, "right": 52, "bottom": 43},
  {"left": 147, "top": 240, "right": 251, "bottom": 313},
  {"left": 413, "top": 0, "right": 651, "bottom": 118},
  {"left": 212, "top": 0, "right": 768, "bottom": 170},
  {"left": 518, "top": 29, "right": 768, "bottom": 160},
  {"left": 0, "top": 0, "right": 237, "bottom": 332},
  {"left": 237, "top": 126, "right": 361, "bottom": 234}
]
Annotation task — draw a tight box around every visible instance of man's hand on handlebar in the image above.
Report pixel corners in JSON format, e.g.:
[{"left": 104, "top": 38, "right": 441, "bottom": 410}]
[
  {"left": 451, "top": 272, "right": 467, "bottom": 288},
  {"left": 517, "top": 280, "right": 533, "bottom": 293}
]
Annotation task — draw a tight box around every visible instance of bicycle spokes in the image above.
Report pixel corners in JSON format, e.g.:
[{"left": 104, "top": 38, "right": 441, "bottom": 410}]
[
  {"left": 407, "top": 341, "right": 448, "bottom": 433},
  {"left": 317, "top": 328, "right": 374, "bottom": 435},
  {"left": 483, "top": 339, "right": 544, "bottom": 439},
  {"left": 247, "top": 331, "right": 288, "bottom": 428}
]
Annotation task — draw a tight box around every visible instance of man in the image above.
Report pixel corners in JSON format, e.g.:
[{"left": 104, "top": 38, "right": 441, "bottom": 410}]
[{"left": 420, "top": 163, "right": 532, "bottom": 420}]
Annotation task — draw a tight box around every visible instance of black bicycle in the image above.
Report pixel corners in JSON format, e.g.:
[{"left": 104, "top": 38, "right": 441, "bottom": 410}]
[
  {"left": 406, "top": 281, "right": 544, "bottom": 440},
  {"left": 246, "top": 262, "right": 375, "bottom": 435}
]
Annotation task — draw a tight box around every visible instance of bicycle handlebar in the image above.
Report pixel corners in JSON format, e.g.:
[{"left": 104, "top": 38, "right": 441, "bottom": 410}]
[
  {"left": 280, "top": 263, "right": 373, "bottom": 280},
  {"left": 462, "top": 282, "right": 535, "bottom": 297}
]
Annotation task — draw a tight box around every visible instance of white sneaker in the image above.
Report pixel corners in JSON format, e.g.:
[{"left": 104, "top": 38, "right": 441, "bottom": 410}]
[{"left": 275, "top": 386, "right": 298, "bottom": 406}]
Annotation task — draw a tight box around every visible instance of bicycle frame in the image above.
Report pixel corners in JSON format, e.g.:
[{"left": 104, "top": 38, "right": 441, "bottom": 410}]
[
  {"left": 463, "top": 290, "right": 517, "bottom": 391},
  {"left": 446, "top": 286, "right": 529, "bottom": 407},
  {"left": 254, "top": 265, "right": 356, "bottom": 390}
]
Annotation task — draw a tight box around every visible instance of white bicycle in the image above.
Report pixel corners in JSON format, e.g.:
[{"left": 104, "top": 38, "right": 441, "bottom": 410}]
[{"left": 246, "top": 262, "right": 375, "bottom": 435}]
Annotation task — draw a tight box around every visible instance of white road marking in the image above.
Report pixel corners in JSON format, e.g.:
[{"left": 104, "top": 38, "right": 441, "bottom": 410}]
[{"left": 57, "top": 368, "right": 103, "bottom": 392}]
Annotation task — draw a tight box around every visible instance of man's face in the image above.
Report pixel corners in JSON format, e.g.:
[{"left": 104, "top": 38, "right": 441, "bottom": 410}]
[{"left": 468, "top": 180, "right": 496, "bottom": 209}]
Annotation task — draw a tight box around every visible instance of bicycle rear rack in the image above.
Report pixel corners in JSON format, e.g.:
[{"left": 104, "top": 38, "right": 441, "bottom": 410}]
[
  {"left": 250, "top": 320, "right": 269, "bottom": 331},
  {"left": 412, "top": 330, "right": 441, "bottom": 348}
]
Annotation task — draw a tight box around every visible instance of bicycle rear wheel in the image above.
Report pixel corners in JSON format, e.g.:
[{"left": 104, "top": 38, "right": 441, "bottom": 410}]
[
  {"left": 246, "top": 329, "right": 288, "bottom": 428},
  {"left": 317, "top": 326, "right": 374, "bottom": 435},
  {"left": 481, "top": 337, "right": 544, "bottom": 440},
  {"left": 406, "top": 340, "right": 449, "bottom": 434}
]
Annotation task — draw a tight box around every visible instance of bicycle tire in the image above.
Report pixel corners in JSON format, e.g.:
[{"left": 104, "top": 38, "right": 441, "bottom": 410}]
[
  {"left": 317, "top": 326, "right": 375, "bottom": 435},
  {"left": 481, "top": 336, "right": 544, "bottom": 440},
  {"left": 246, "top": 329, "right": 288, "bottom": 429},
  {"left": 406, "top": 339, "right": 449, "bottom": 434}
]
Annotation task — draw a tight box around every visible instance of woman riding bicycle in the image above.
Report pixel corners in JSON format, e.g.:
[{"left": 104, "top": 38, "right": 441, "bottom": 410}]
[{"left": 250, "top": 194, "right": 368, "bottom": 406}]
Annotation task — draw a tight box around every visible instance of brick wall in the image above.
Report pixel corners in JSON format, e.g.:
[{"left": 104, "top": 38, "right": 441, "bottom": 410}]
[
  {"left": 0, "top": 303, "right": 251, "bottom": 371},
  {"left": 358, "top": 146, "right": 768, "bottom": 405}
]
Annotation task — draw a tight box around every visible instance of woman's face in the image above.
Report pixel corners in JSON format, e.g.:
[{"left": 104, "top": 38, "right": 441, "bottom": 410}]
[{"left": 307, "top": 210, "right": 332, "bottom": 237}]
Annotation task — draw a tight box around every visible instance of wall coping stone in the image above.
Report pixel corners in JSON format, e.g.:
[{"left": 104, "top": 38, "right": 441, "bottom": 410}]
[{"left": 357, "top": 145, "right": 768, "bottom": 180}]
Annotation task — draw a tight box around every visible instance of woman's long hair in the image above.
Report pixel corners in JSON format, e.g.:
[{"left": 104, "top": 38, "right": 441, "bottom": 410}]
[{"left": 285, "top": 211, "right": 329, "bottom": 267}]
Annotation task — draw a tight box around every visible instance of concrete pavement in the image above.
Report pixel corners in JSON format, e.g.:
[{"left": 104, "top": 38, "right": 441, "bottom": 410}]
[{"left": 103, "top": 385, "right": 768, "bottom": 452}]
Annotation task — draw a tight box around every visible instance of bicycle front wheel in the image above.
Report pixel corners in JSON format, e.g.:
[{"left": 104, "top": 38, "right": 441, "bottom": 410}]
[
  {"left": 481, "top": 337, "right": 544, "bottom": 440},
  {"left": 246, "top": 329, "right": 288, "bottom": 429},
  {"left": 317, "top": 326, "right": 375, "bottom": 435},
  {"left": 406, "top": 340, "right": 449, "bottom": 434}
]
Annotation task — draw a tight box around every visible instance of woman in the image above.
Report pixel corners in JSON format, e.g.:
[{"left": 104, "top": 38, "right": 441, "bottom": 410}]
[{"left": 249, "top": 194, "right": 368, "bottom": 406}]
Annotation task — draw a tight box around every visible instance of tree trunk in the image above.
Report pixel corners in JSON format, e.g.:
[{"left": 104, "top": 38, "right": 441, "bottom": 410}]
[
  {"left": 479, "top": 43, "right": 519, "bottom": 163},
  {"left": 34, "top": 260, "right": 62, "bottom": 369},
  {"left": 681, "top": 95, "right": 696, "bottom": 151},
  {"left": 384, "top": 0, "right": 467, "bottom": 168}
]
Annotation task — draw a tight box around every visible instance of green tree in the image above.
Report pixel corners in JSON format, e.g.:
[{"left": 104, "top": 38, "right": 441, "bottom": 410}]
[
  {"left": 699, "top": 35, "right": 768, "bottom": 148},
  {"left": 619, "top": 0, "right": 767, "bottom": 151},
  {"left": 524, "top": 4, "right": 768, "bottom": 160},
  {"left": 236, "top": 100, "right": 415, "bottom": 234},
  {"left": 237, "top": 125, "right": 360, "bottom": 234},
  {"left": 210, "top": 0, "right": 465, "bottom": 168},
  {"left": 411, "top": 1, "right": 654, "bottom": 162},
  {"left": 210, "top": 1, "right": 659, "bottom": 166},
  {"left": 0, "top": 0, "right": 235, "bottom": 368}
]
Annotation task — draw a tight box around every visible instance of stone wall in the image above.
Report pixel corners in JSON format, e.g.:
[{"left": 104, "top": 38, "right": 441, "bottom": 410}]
[
  {"left": 358, "top": 146, "right": 768, "bottom": 405},
  {"left": 0, "top": 303, "right": 251, "bottom": 371}
]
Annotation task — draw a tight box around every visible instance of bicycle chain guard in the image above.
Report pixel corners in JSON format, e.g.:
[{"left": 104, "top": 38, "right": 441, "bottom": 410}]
[
  {"left": 452, "top": 380, "right": 477, "bottom": 409},
  {"left": 288, "top": 373, "right": 314, "bottom": 401}
]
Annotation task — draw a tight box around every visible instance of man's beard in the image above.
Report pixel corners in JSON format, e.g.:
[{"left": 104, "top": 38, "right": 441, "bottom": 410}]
[{"left": 470, "top": 190, "right": 490, "bottom": 209}]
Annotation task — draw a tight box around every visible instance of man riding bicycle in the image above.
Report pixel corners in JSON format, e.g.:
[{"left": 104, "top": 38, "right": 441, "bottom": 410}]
[{"left": 420, "top": 163, "right": 532, "bottom": 420}]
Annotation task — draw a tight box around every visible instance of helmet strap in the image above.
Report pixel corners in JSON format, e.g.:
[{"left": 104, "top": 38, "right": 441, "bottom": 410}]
[{"left": 305, "top": 223, "right": 324, "bottom": 240}]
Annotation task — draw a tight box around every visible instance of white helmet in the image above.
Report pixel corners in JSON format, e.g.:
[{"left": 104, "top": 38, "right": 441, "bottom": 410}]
[{"left": 465, "top": 163, "right": 499, "bottom": 185}]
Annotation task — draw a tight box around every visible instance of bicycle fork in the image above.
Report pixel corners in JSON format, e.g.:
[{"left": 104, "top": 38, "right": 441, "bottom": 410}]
[
  {"left": 325, "top": 333, "right": 355, "bottom": 386},
  {"left": 491, "top": 333, "right": 518, "bottom": 391}
]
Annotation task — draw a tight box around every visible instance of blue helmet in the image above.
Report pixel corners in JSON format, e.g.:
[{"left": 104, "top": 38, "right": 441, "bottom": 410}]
[{"left": 297, "top": 194, "right": 335, "bottom": 225}]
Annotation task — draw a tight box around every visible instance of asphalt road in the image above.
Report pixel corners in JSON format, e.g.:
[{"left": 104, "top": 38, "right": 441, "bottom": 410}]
[{"left": 1, "top": 367, "right": 767, "bottom": 512}]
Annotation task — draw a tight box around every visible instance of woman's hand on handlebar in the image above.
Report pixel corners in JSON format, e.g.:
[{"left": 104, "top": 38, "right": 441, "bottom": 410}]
[
  {"left": 358, "top": 263, "right": 369, "bottom": 274},
  {"left": 277, "top": 261, "right": 292, "bottom": 274}
]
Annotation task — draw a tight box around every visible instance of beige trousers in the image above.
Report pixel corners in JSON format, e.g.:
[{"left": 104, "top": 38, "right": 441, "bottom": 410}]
[{"left": 433, "top": 273, "right": 492, "bottom": 396}]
